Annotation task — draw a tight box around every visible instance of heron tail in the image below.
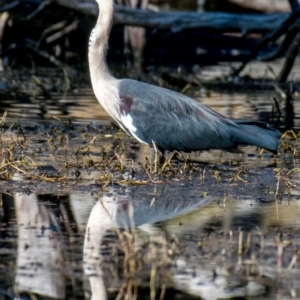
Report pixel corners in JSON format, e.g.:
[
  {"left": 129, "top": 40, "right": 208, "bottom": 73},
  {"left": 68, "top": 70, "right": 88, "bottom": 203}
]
[{"left": 231, "top": 121, "right": 281, "bottom": 152}]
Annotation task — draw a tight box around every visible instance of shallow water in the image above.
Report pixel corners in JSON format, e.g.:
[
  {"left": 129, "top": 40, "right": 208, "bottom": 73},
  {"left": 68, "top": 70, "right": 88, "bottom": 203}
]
[
  {"left": 1, "top": 188, "right": 300, "bottom": 300},
  {"left": 0, "top": 119, "right": 300, "bottom": 300},
  {"left": 1, "top": 58, "right": 300, "bottom": 129}
]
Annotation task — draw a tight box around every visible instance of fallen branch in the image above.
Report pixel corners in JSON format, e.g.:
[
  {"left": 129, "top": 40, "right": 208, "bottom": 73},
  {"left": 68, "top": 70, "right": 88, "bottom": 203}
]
[
  {"left": 232, "top": 15, "right": 300, "bottom": 76},
  {"left": 259, "top": 19, "right": 300, "bottom": 61},
  {"left": 278, "top": 30, "right": 300, "bottom": 83},
  {"left": 54, "top": 0, "right": 289, "bottom": 33},
  {"left": 113, "top": 7, "right": 288, "bottom": 33},
  {"left": 228, "top": 0, "right": 290, "bottom": 13}
]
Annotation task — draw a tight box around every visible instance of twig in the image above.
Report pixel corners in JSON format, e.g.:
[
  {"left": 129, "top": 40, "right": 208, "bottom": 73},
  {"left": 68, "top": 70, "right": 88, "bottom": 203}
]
[
  {"left": 0, "top": 111, "right": 7, "bottom": 127},
  {"left": 232, "top": 9, "right": 300, "bottom": 76},
  {"left": 152, "top": 140, "right": 159, "bottom": 173},
  {"left": 26, "top": 0, "right": 52, "bottom": 20},
  {"left": 46, "top": 20, "right": 79, "bottom": 44},
  {"left": 259, "top": 19, "right": 300, "bottom": 61},
  {"left": 278, "top": 31, "right": 300, "bottom": 82},
  {"left": 150, "top": 263, "right": 156, "bottom": 300},
  {"left": 0, "top": 1, "right": 19, "bottom": 13},
  {"left": 288, "top": 0, "right": 300, "bottom": 12}
]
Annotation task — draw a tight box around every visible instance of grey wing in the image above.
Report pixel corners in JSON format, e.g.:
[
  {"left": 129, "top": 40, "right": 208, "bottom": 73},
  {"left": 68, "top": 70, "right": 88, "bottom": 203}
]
[{"left": 118, "top": 79, "right": 238, "bottom": 152}]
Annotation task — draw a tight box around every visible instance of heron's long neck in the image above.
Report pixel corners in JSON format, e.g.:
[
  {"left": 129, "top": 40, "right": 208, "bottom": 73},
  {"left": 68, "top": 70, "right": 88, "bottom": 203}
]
[{"left": 89, "top": 0, "right": 114, "bottom": 80}]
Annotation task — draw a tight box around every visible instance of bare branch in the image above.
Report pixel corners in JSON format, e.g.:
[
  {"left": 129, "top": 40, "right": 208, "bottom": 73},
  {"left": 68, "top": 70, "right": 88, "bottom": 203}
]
[
  {"left": 288, "top": 0, "right": 300, "bottom": 12},
  {"left": 278, "top": 30, "right": 300, "bottom": 82}
]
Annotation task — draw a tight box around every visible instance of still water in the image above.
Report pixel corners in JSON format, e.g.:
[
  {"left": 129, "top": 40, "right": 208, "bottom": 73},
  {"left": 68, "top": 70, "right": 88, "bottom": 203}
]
[
  {"left": 0, "top": 119, "right": 300, "bottom": 300},
  {"left": 1, "top": 186, "right": 300, "bottom": 300},
  {"left": 2, "top": 58, "right": 300, "bottom": 129}
]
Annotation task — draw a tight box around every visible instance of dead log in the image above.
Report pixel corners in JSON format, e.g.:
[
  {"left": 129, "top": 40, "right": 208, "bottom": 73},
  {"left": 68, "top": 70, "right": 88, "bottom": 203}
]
[
  {"left": 226, "top": 0, "right": 290, "bottom": 13},
  {"left": 1, "top": 0, "right": 299, "bottom": 84},
  {"left": 113, "top": 7, "right": 288, "bottom": 33},
  {"left": 278, "top": 31, "right": 300, "bottom": 82},
  {"left": 54, "top": 0, "right": 289, "bottom": 33},
  {"left": 231, "top": 0, "right": 300, "bottom": 79},
  {"left": 53, "top": 0, "right": 97, "bottom": 16}
]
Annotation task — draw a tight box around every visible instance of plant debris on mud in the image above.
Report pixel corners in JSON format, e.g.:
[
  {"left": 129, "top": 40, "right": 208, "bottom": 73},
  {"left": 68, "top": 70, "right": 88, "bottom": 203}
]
[{"left": 0, "top": 111, "right": 299, "bottom": 196}]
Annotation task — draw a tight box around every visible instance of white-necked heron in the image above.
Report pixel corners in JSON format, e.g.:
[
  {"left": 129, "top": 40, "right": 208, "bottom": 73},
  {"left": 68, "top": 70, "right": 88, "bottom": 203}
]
[{"left": 89, "top": 0, "right": 281, "bottom": 154}]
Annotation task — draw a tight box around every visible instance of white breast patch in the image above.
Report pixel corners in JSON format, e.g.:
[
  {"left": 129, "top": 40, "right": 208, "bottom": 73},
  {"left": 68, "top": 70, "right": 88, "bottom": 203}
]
[
  {"left": 121, "top": 114, "right": 137, "bottom": 132},
  {"left": 120, "top": 114, "right": 148, "bottom": 145}
]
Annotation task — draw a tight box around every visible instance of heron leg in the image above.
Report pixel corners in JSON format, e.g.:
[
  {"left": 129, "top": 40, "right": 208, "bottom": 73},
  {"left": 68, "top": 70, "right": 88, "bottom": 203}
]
[
  {"left": 150, "top": 145, "right": 166, "bottom": 165},
  {"left": 158, "top": 147, "right": 166, "bottom": 164}
]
